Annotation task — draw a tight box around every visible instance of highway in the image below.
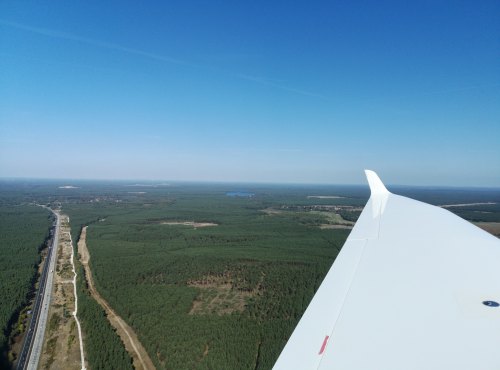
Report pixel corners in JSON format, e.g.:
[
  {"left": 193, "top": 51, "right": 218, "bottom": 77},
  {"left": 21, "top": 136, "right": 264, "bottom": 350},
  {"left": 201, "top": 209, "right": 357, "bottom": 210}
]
[{"left": 16, "top": 210, "right": 60, "bottom": 370}]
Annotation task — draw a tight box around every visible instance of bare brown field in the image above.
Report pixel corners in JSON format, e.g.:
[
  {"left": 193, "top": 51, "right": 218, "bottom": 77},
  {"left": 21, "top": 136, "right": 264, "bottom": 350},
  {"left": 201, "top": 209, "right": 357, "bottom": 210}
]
[{"left": 475, "top": 222, "right": 500, "bottom": 237}]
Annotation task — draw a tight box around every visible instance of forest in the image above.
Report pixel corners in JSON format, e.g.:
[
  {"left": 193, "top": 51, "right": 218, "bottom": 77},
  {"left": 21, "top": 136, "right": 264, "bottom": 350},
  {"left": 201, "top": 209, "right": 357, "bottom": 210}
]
[
  {"left": 73, "top": 242, "right": 134, "bottom": 370},
  {"left": 0, "top": 204, "right": 53, "bottom": 367},
  {"left": 62, "top": 186, "right": 357, "bottom": 369},
  {"left": 62, "top": 183, "right": 500, "bottom": 369},
  {"left": 1, "top": 180, "right": 499, "bottom": 369}
]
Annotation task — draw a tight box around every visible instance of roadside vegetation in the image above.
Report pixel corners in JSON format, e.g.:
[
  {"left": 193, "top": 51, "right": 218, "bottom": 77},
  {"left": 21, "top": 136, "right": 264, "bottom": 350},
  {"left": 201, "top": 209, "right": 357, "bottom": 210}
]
[{"left": 0, "top": 205, "right": 53, "bottom": 368}]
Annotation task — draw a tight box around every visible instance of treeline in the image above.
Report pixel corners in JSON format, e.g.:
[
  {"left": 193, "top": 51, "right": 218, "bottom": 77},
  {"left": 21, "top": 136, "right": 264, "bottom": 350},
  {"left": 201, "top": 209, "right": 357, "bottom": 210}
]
[
  {"left": 72, "top": 224, "right": 133, "bottom": 370},
  {"left": 0, "top": 205, "right": 53, "bottom": 368},
  {"left": 447, "top": 204, "right": 500, "bottom": 223},
  {"left": 338, "top": 209, "right": 361, "bottom": 222}
]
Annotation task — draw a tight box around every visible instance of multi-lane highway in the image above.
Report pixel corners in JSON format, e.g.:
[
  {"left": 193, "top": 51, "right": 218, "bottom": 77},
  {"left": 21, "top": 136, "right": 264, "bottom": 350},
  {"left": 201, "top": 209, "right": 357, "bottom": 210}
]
[{"left": 16, "top": 210, "right": 60, "bottom": 370}]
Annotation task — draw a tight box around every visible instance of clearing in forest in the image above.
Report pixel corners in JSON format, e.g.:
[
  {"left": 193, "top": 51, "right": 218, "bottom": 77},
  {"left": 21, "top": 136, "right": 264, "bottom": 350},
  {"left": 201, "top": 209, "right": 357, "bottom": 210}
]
[
  {"left": 160, "top": 221, "right": 218, "bottom": 228},
  {"left": 188, "top": 273, "right": 263, "bottom": 315},
  {"left": 262, "top": 207, "right": 354, "bottom": 229}
]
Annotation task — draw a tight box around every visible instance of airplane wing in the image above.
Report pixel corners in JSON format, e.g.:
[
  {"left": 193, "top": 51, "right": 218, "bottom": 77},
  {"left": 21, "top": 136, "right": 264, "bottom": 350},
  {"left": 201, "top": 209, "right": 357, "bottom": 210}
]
[{"left": 273, "top": 170, "right": 500, "bottom": 370}]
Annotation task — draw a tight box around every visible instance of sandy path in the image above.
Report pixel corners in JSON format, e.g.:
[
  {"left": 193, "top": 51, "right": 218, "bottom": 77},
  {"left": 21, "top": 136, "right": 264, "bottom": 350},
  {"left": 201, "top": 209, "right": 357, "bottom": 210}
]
[
  {"left": 37, "top": 212, "right": 86, "bottom": 370},
  {"left": 68, "top": 218, "right": 86, "bottom": 370},
  {"left": 78, "top": 227, "right": 156, "bottom": 370}
]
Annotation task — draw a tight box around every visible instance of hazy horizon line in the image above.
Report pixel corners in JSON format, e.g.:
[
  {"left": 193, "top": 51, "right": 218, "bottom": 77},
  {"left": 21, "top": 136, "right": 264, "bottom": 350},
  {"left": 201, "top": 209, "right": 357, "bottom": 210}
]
[{"left": 1, "top": 176, "right": 499, "bottom": 190}]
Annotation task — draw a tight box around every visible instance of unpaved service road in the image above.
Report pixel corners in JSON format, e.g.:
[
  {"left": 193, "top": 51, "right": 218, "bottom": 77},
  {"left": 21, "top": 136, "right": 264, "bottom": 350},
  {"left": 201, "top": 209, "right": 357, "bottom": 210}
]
[
  {"left": 78, "top": 226, "right": 156, "bottom": 370},
  {"left": 39, "top": 214, "right": 85, "bottom": 370}
]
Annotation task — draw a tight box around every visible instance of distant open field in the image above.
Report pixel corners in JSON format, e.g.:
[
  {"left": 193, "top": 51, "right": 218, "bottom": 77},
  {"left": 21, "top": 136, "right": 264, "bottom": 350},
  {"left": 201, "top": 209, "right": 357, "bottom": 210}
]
[
  {"left": 1, "top": 180, "right": 499, "bottom": 369},
  {"left": 475, "top": 222, "right": 500, "bottom": 237}
]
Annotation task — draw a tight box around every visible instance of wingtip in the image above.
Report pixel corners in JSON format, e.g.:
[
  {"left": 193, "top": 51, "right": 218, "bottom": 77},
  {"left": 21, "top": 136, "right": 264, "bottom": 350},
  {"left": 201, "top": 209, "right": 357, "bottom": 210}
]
[{"left": 364, "top": 170, "right": 390, "bottom": 195}]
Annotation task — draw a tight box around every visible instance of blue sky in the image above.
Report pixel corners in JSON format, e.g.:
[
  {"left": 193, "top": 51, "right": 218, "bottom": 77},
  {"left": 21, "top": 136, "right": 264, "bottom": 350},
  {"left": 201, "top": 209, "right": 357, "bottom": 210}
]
[{"left": 0, "top": 1, "right": 499, "bottom": 186}]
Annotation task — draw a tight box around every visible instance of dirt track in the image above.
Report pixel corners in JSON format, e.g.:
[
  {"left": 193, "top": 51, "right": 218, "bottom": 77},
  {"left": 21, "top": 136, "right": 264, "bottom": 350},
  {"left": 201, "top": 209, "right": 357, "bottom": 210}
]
[
  {"left": 78, "top": 227, "right": 156, "bottom": 370},
  {"left": 39, "top": 214, "right": 83, "bottom": 370}
]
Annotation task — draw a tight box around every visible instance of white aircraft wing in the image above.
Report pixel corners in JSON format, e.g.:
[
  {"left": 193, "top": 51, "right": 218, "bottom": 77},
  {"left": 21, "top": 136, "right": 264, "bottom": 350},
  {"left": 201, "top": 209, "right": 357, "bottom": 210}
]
[{"left": 273, "top": 170, "right": 500, "bottom": 370}]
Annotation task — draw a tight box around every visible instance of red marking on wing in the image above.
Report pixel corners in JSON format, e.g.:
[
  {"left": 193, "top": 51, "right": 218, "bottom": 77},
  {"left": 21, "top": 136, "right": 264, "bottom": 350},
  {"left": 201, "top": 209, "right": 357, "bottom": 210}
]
[{"left": 318, "top": 335, "right": 330, "bottom": 355}]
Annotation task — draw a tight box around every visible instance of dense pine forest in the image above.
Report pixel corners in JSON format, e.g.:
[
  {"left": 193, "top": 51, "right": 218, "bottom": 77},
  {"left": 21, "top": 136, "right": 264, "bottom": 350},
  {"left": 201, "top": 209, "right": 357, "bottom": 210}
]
[
  {"left": 62, "top": 185, "right": 365, "bottom": 369},
  {"left": 0, "top": 204, "right": 53, "bottom": 367},
  {"left": 74, "top": 244, "right": 134, "bottom": 370},
  {"left": 1, "top": 180, "right": 499, "bottom": 369},
  {"left": 62, "top": 184, "right": 500, "bottom": 369}
]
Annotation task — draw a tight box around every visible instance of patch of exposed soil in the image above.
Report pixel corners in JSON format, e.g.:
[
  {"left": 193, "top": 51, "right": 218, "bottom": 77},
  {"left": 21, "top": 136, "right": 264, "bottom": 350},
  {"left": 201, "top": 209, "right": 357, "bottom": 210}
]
[
  {"left": 474, "top": 222, "right": 500, "bottom": 237},
  {"left": 78, "top": 227, "right": 156, "bottom": 370},
  {"left": 161, "top": 221, "right": 218, "bottom": 228}
]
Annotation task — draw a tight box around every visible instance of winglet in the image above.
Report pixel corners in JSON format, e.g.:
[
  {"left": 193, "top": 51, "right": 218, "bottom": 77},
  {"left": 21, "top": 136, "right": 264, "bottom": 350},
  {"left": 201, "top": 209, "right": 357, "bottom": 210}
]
[{"left": 365, "top": 170, "right": 390, "bottom": 196}]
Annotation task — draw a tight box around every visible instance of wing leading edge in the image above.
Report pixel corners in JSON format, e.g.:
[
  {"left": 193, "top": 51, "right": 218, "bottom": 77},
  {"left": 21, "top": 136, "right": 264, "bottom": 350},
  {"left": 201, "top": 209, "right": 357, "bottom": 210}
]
[{"left": 273, "top": 170, "right": 500, "bottom": 370}]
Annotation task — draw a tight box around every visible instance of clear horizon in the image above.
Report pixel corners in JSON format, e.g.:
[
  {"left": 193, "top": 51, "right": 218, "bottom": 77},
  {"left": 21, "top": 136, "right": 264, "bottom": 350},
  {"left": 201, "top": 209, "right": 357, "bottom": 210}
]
[{"left": 1, "top": 2, "right": 499, "bottom": 187}]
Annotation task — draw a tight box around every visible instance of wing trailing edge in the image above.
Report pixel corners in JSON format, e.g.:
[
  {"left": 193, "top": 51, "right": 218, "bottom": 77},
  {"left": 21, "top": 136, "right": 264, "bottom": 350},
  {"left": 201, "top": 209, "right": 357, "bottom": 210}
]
[{"left": 273, "top": 170, "right": 500, "bottom": 370}]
